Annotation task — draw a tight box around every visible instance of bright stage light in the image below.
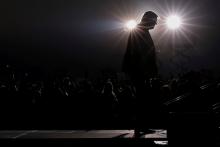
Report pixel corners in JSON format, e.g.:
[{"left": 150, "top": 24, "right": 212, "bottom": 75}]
[
  {"left": 166, "top": 15, "right": 182, "bottom": 30},
  {"left": 125, "top": 20, "right": 137, "bottom": 30}
]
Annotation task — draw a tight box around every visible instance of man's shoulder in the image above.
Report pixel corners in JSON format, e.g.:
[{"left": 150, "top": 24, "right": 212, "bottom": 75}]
[{"left": 128, "top": 30, "right": 142, "bottom": 40}]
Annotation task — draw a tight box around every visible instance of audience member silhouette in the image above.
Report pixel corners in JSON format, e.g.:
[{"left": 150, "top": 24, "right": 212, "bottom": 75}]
[{"left": 100, "top": 79, "right": 119, "bottom": 121}]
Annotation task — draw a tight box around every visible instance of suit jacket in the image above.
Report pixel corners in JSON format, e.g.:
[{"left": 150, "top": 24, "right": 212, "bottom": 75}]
[{"left": 122, "top": 24, "right": 158, "bottom": 79}]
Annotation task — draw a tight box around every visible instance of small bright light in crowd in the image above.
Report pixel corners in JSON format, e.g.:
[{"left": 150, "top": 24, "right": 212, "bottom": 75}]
[
  {"left": 125, "top": 20, "right": 137, "bottom": 30},
  {"left": 154, "top": 141, "right": 168, "bottom": 145},
  {"left": 166, "top": 15, "right": 182, "bottom": 30}
]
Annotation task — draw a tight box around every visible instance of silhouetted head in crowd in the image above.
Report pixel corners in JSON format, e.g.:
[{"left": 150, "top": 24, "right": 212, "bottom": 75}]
[{"left": 103, "top": 80, "right": 114, "bottom": 94}]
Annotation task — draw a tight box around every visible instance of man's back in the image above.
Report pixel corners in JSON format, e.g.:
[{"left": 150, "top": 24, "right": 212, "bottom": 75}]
[{"left": 122, "top": 24, "right": 158, "bottom": 79}]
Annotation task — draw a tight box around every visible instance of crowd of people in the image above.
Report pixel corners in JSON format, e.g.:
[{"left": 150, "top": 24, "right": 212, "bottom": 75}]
[{"left": 0, "top": 63, "right": 219, "bottom": 129}]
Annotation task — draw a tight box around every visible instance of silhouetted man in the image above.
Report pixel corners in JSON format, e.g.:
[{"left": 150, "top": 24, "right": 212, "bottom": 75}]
[{"left": 122, "top": 11, "right": 158, "bottom": 137}]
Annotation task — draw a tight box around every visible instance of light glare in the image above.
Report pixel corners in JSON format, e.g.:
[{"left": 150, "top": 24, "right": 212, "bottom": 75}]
[
  {"left": 166, "top": 15, "right": 182, "bottom": 30},
  {"left": 125, "top": 20, "right": 137, "bottom": 30}
]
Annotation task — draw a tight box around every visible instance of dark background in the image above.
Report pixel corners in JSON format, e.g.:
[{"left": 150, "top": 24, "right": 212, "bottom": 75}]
[
  {"left": 0, "top": 0, "right": 220, "bottom": 77},
  {"left": 0, "top": 0, "right": 219, "bottom": 132}
]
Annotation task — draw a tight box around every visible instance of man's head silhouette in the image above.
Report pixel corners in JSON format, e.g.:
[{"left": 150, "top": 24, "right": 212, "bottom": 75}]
[{"left": 140, "top": 11, "right": 158, "bottom": 30}]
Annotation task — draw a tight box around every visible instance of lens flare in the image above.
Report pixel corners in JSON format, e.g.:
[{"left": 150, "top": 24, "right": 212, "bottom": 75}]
[
  {"left": 125, "top": 20, "right": 137, "bottom": 30},
  {"left": 166, "top": 15, "right": 182, "bottom": 30}
]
